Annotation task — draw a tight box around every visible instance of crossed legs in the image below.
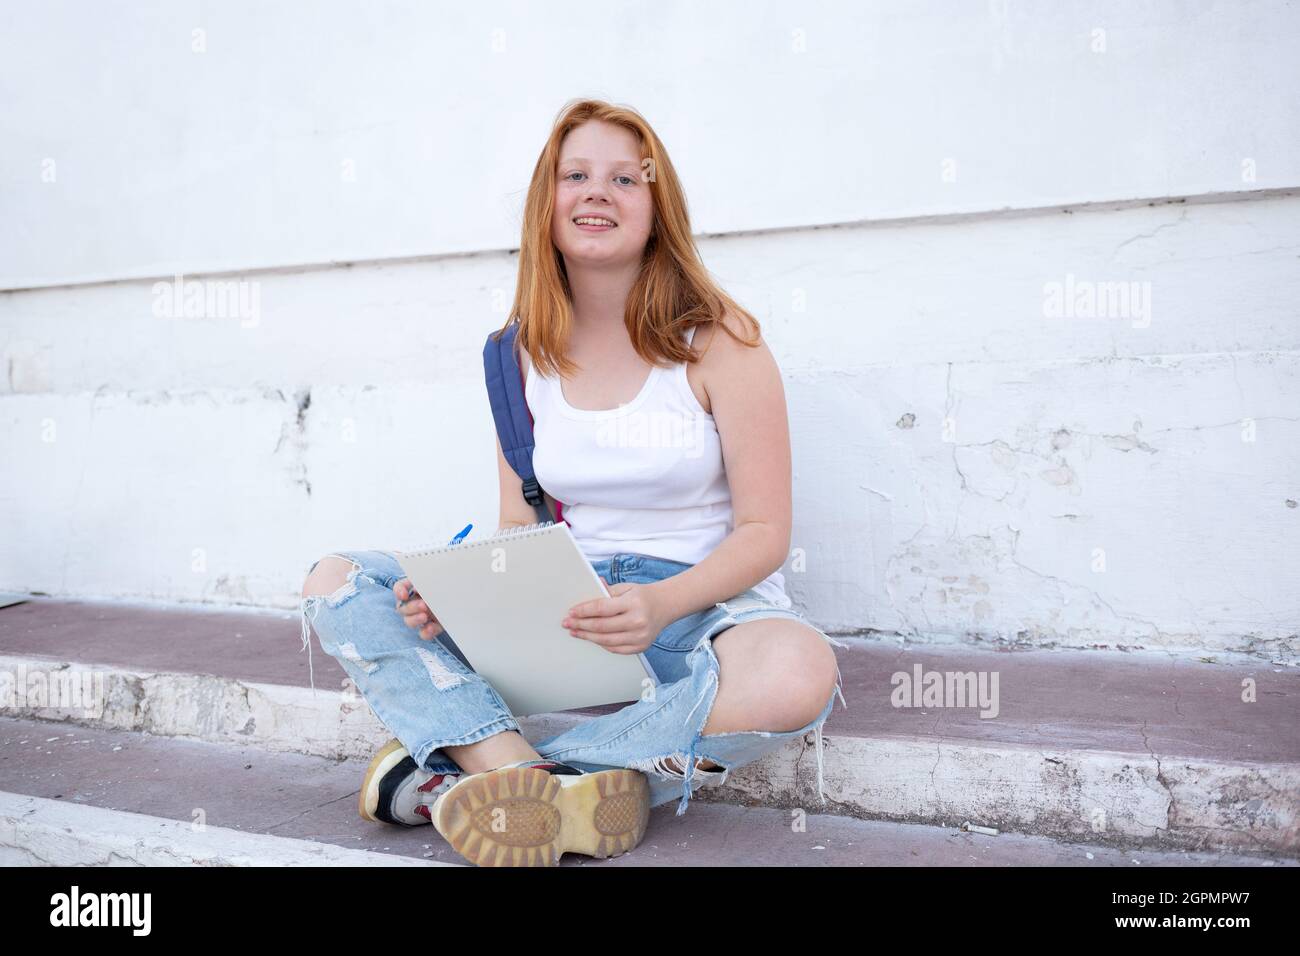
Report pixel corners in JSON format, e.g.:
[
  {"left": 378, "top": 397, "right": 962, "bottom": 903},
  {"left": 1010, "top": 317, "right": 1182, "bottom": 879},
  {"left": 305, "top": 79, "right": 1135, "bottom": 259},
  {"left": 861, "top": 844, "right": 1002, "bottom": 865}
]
[{"left": 302, "top": 555, "right": 839, "bottom": 775}]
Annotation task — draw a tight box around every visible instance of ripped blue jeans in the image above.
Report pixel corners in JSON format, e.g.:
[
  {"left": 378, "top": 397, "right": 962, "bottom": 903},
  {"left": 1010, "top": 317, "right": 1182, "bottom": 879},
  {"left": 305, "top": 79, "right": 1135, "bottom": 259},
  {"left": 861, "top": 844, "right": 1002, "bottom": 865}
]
[{"left": 300, "top": 550, "right": 849, "bottom": 816}]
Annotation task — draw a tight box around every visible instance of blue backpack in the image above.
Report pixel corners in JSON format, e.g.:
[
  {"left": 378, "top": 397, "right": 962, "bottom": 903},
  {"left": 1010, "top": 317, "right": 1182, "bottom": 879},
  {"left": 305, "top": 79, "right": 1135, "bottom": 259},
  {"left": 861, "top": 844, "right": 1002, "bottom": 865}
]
[{"left": 483, "top": 322, "right": 556, "bottom": 524}]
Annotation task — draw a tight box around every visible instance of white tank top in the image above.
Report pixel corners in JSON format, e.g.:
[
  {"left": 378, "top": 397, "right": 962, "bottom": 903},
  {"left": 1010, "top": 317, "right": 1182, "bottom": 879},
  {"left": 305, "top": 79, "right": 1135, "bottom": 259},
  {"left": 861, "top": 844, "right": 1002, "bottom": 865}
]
[{"left": 525, "top": 324, "right": 791, "bottom": 608}]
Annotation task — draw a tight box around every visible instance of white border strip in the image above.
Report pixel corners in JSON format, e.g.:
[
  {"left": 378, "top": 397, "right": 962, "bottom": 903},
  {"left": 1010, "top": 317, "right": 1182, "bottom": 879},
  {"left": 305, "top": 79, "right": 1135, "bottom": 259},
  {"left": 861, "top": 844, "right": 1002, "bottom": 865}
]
[{"left": 0, "top": 792, "right": 457, "bottom": 866}]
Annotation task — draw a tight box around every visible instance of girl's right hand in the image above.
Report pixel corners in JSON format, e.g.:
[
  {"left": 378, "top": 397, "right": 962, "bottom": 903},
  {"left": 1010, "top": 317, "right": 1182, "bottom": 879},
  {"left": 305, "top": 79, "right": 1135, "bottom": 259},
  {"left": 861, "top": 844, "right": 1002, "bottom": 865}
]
[{"left": 395, "top": 579, "right": 443, "bottom": 641}]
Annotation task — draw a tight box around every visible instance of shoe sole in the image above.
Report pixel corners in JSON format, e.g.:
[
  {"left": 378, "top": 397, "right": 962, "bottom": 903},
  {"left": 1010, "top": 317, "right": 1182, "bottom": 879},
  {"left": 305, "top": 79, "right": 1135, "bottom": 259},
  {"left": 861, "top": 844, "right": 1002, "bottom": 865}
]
[
  {"left": 433, "top": 766, "right": 650, "bottom": 867},
  {"left": 359, "top": 738, "right": 411, "bottom": 824}
]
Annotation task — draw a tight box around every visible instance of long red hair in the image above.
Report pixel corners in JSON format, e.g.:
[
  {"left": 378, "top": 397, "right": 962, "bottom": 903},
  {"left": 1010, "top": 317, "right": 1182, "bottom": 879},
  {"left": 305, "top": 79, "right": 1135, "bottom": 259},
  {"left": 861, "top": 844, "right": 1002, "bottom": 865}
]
[{"left": 492, "top": 98, "right": 762, "bottom": 378}]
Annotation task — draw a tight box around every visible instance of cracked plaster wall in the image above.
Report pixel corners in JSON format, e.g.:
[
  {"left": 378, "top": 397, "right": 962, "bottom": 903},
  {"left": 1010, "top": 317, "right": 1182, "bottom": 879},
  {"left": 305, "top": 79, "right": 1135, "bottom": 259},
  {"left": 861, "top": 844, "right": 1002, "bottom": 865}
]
[
  {"left": 2, "top": 3, "right": 1297, "bottom": 656},
  {"left": 3, "top": 193, "right": 1296, "bottom": 659}
]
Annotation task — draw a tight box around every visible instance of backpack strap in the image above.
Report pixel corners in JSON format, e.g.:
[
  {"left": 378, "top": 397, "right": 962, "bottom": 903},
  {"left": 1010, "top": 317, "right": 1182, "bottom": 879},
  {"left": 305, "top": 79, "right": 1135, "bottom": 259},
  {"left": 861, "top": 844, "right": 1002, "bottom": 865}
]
[{"left": 483, "top": 322, "right": 555, "bottom": 524}]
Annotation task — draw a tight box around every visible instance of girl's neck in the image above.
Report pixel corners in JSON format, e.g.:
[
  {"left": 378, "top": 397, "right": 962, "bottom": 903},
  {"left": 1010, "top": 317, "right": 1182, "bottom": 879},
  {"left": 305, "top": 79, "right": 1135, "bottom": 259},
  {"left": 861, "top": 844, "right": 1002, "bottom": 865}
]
[{"left": 565, "top": 260, "right": 640, "bottom": 334}]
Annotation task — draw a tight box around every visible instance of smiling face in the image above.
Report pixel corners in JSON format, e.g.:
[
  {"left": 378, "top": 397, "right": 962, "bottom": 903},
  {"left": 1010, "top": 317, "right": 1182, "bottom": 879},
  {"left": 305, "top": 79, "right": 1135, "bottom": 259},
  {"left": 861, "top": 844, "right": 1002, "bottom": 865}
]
[{"left": 551, "top": 119, "right": 655, "bottom": 270}]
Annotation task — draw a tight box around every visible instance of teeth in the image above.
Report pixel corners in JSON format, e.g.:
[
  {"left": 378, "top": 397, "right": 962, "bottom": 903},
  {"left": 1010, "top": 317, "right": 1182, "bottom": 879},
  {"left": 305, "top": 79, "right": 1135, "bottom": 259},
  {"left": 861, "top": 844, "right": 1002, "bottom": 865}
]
[{"left": 575, "top": 217, "right": 616, "bottom": 226}]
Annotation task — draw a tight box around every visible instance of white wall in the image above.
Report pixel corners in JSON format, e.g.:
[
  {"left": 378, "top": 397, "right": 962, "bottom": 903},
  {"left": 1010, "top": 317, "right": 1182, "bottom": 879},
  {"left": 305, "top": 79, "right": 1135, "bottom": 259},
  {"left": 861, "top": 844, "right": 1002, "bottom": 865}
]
[{"left": 2, "top": 1, "right": 1297, "bottom": 658}]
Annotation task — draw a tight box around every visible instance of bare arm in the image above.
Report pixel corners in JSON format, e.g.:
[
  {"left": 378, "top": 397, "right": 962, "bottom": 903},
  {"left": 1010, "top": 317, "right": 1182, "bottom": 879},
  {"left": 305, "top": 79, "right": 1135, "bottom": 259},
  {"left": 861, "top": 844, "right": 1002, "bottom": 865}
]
[{"left": 644, "top": 313, "right": 793, "bottom": 620}]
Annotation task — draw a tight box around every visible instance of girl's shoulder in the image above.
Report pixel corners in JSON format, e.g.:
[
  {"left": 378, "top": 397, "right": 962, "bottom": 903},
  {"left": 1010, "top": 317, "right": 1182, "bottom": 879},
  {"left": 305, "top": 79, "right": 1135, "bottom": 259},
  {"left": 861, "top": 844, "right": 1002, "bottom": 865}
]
[{"left": 518, "top": 343, "right": 533, "bottom": 389}]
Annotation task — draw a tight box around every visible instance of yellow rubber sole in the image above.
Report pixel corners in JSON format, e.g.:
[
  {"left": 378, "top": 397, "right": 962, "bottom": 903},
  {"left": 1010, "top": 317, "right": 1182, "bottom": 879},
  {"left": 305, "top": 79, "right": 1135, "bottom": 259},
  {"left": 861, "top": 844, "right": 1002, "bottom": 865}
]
[
  {"left": 359, "top": 738, "right": 411, "bottom": 823},
  {"left": 433, "top": 766, "right": 650, "bottom": 867}
]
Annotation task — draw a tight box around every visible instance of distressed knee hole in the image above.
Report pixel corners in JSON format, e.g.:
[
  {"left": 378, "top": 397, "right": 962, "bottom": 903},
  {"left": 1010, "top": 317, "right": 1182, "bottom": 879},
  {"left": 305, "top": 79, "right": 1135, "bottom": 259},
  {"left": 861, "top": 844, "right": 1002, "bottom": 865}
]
[
  {"left": 298, "top": 554, "right": 376, "bottom": 696},
  {"left": 629, "top": 752, "right": 725, "bottom": 779},
  {"left": 303, "top": 554, "right": 368, "bottom": 607}
]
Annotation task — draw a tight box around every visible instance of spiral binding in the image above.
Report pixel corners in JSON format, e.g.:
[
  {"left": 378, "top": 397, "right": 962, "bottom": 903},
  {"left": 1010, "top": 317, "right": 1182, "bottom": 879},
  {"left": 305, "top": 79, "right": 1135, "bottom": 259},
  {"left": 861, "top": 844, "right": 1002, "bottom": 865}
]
[{"left": 401, "top": 519, "right": 557, "bottom": 558}]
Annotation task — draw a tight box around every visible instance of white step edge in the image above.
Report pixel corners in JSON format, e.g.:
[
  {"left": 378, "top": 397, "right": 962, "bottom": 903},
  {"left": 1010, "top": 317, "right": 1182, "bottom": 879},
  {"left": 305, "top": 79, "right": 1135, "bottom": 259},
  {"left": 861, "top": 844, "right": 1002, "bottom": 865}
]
[
  {"left": 2, "top": 653, "right": 1296, "bottom": 855},
  {"left": 0, "top": 791, "right": 457, "bottom": 866},
  {"left": 0, "top": 652, "right": 590, "bottom": 763}
]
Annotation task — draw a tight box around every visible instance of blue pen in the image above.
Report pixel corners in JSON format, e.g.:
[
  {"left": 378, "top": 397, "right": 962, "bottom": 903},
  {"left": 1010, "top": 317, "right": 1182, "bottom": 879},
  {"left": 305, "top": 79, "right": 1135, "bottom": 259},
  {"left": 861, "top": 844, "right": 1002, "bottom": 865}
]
[{"left": 400, "top": 524, "right": 473, "bottom": 607}]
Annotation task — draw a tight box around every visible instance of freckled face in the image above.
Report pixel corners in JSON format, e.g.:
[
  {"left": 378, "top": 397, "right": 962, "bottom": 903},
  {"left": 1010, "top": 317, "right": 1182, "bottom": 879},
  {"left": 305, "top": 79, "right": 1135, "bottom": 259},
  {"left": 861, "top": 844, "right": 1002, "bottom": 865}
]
[{"left": 551, "top": 120, "right": 654, "bottom": 268}]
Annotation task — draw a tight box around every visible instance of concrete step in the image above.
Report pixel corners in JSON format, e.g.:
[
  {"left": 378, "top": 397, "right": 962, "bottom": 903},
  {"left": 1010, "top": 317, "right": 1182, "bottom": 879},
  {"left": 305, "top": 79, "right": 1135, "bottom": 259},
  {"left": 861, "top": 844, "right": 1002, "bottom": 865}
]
[
  {"left": 1, "top": 596, "right": 1297, "bottom": 857},
  {"left": 1, "top": 715, "right": 1289, "bottom": 867}
]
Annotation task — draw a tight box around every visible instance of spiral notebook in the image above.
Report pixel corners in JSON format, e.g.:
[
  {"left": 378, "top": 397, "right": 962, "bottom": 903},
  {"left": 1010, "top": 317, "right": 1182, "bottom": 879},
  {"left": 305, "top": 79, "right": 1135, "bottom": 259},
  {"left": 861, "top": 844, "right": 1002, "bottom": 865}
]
[{"left": 394, "top": 521, "right": 656, "bottom": 717}]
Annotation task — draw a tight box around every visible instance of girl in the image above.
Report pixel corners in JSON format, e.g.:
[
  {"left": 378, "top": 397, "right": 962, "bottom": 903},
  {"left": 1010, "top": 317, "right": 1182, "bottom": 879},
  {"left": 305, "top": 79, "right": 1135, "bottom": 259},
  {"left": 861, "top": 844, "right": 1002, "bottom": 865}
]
[{"left": 299, "top": 99, "right": 847, "bottom": 867}]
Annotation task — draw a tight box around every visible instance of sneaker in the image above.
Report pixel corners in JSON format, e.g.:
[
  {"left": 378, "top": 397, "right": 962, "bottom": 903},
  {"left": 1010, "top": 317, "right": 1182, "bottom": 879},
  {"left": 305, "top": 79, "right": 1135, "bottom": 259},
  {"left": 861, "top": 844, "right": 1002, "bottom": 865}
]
[
  {"left": 429, "top": 758, "right": 650, "bottom": 867},
  {"left": 359, "top": 738, "right": 462, "bottom": 827}
]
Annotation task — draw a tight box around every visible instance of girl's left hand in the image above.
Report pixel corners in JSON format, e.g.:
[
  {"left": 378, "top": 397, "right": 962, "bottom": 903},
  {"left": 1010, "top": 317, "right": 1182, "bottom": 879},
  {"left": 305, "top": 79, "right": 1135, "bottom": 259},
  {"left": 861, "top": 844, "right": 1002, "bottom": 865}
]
[{"left": 562, "top": 582, "right": 671, "bottom": 655}]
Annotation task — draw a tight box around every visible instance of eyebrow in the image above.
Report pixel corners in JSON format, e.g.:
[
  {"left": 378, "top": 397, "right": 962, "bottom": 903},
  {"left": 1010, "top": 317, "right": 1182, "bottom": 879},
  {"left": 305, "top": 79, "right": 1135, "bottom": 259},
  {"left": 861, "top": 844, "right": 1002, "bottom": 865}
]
[{"left": 558, "top": 157, "right": 642, "bottom": 170}]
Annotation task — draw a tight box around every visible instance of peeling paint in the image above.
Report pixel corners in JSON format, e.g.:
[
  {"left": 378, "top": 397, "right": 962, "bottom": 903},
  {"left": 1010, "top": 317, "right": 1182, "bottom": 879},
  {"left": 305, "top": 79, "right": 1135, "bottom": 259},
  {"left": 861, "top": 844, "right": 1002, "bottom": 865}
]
[
  {"left": 272, "top": 387, "right": 313, "bottom": 496},
  {"left": 1038, "top": 464, "right": 1077, "bottom": 487}
]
